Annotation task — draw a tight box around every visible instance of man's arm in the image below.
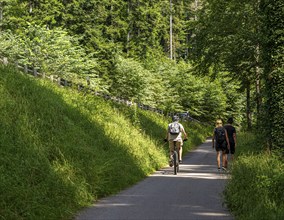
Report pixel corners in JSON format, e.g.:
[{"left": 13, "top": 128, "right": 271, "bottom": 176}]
[
  {"left": 212, "top": 130, "right": 215, "bottom": 148},
  {"left": 180, "top": 124, "right": 187, "bottom": 139},
  {"left": 225, "top": 130, "right": 230, "bottom": 149},
  {"left": 165, "top": 132, "right": 169, "bottom": 141},
  {"left": 182, "top": 128, "right": 187, "bottom": 139}
]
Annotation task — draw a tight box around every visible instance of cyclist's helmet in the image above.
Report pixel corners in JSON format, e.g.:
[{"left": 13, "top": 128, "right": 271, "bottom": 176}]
[{"left": 172, "top": 115, "right": 179, "bottom": 122}]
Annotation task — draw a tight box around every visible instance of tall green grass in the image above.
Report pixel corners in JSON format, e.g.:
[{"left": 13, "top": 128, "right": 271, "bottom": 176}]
[
  {"left": 225, "top": 133, "right": 284, "bottom": 220},
  {"left": 0, "top": 65, "right": 211, "bottom": 220}
]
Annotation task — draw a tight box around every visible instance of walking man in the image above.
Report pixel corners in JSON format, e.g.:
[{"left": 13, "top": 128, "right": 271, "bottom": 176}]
[{"left": 224, "top": 117, "right": 237, "bottom": 162}]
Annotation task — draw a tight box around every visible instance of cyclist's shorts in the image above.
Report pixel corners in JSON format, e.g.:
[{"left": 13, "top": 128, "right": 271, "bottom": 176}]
[{"left": 169, "top": 140, "right": 182, "bottom": 152}]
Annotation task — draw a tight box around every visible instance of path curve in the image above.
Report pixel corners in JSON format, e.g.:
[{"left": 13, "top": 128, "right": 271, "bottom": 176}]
[{"left": 75, "top": 139, "right": 234, "bottom": 220}]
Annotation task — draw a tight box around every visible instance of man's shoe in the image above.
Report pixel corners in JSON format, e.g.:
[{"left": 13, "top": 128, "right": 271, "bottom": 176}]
[
  {"left": 179, "top": 160, "right": 182, "bottom": 164},
  {"left": 222, "top": 166, "right": 227, "bottom": 171}
]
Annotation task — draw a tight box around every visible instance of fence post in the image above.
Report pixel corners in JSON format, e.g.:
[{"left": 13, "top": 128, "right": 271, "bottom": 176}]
[
  {"left": 24, "top": 65, "right": 28, "bottom": 73},
  {"left": 50, "top": 75, "right": 53, "bottom": 82},
  {"left": 86, "top": 76, "right": 90, "bottom": 86},
  {"left": 3, "top": 57, "right": 8, "bottom": 65},
  {"left": 33, "top": 67, "right": 37, "bottom": 77},
  {"left": 14, "top": 60, "right": 18, "bottom": 68},
  {"left": 57, "top": 77, "right": 61, "bottom": 86}
]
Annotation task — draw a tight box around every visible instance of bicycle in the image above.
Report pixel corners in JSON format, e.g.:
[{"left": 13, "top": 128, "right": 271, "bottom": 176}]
[
  {"left": 172, "top": 141, "right": 179, "bottom": 175},
  {"left": 172, "top": 139, "right": 188, "bottom": 175},
  {"left": 164, "top": 139, "right": 187, "bottom": 175}
]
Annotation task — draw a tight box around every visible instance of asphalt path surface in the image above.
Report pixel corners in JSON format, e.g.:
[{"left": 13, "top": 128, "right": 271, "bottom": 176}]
[{"left": 75, "top": 139, "right": 234, "bottom": 220}]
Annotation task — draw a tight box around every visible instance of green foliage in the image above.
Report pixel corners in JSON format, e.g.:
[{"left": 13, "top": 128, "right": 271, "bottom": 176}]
[
  {"left": 152, "top": 60, "right": 240, "bottom": 122},
  {"left": 152, "top": 59, "right": 184, "bottom": 113},
  {"left": 260, "top": 0, "right": 284, "bottom": 149},
  {"left": 110, "top": 56, "right": 152, "bottom": 102},
  {"left": 0, "top": 26, "right": 106, "bottom": 90},
  {"left": 0, "top": 29, "right": 21, "bottom": 58},
  {"left": 19, "top": 24, "right": 97, "bottom": 79},
  {"left": 1, "top": 0, "right": 197, "bottom": 64},
  {"left": 176, "top": 64, "right": 229, "bottom": 121},
  {"left": 108, "top": 55, "right": 237, "bottom": 123},
  {"left": 225, "top": 133, "right": 284, "bottom": 219},
  {"left": 191, "top": 0, "right": 261, "bottom": 74},
  {"left": 0, "top": 0, "right": 248, "bottom": 125},
  {"left": 0, "top": 65, "right": 210, "bottom": 219},
  {"left": 190, "top": 0, "right": 263, "bottom": 129},
  {"left": 190, "top": 0, "right": 283, "bottom": 147},
  {"left": 221, "top": 76, "right": 246, "bottom": 127}
]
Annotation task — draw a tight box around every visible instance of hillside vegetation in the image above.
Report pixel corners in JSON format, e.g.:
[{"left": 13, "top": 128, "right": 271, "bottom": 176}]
[
  {"left": 225, "top": 133, "right": 284, "bottom": 219},
  {"left": 0, "top": 65, "right": 211, "bottom": 220}
]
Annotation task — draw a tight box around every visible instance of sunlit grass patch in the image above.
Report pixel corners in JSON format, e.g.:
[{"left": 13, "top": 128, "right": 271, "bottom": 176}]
[
  {"left": 0, "top": 64, "right": 211, "bottom": 220},
  {"left": 225, "top": 133, "right": 284, "bottom": 220}
]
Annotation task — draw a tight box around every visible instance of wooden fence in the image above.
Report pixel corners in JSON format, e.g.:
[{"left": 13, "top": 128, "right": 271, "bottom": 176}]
[{"left": 0, "top": 56, "right": 201, "bottom": 123}]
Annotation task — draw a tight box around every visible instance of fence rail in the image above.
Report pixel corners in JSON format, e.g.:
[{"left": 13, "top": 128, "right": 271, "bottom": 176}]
[{"left": 0, "top": 56, "right": 202, "bottom": 123}]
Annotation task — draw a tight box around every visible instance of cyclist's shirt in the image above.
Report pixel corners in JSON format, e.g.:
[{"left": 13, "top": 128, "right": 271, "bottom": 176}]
[{"left": 167, "top": 122, "right": 185, "bottom": 142}]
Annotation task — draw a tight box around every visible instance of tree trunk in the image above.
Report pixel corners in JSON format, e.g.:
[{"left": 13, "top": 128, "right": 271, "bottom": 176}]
[
  {"left": 0, "top": 2, "right": 3, "bottom": 22},
  {"left": 246, "top": 81, "right": 252, "bottom": 130},
  {"left": 127, "top": 1, "right": 130, "bottom": 54},
  {"left": 170, "top": 0, "right": 173, "bottom": 59},
  {"left": 194, "top": 0, "right": 198, "bottom": 20},
  {"left": 255, "top": 44, "right": 262, "bottom": 115},
  {"left": 255, "top": 68, "right": 261, "bottom": 114}
]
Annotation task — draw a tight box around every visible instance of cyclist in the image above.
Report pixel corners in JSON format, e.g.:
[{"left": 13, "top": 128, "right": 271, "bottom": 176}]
[
  {"left": 165, "top": 115, "right": 188, "bottom": 166},
  {"left": 212, "top": 119, "right": 230, "bottom": 171}
]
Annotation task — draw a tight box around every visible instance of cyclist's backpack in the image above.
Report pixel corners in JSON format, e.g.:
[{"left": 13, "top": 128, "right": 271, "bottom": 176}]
[
  {"left": 215, "top": 127, "right": 226, "bottom": 143},
  {"left": 169, "top": 122, "right": 180, "bottom": 135}
]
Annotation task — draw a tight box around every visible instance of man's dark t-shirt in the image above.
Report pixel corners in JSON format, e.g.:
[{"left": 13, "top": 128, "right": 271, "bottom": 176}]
[{"left": 224, "top": 125, "right": 236, "bottom": 144}]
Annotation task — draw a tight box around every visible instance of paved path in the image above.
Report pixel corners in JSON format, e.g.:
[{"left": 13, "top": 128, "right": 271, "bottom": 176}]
[{"left": 75, "top": 139, "right": 234, "bottom": 220}]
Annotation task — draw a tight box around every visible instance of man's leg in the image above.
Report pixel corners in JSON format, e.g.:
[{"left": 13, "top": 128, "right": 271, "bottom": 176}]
[
  {"left": 168, "top": 141, "right": 174, "bottom": 166},
  {"left": 175, "top": 141, "right": 182, "bottom": 162},
  {"left": 179, "top": 145, "right": 183, "bottom": 161},
  {"left": 230, "top": 143, "right": 235, "bottom": 161},
  {"left": 222, "top": 151, "right": 228, "bottom": 169}
]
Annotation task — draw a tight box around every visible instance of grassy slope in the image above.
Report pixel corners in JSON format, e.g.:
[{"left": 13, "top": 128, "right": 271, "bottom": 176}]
[
  {"left": 224, "top": 133, "right": 284, "bottom": 220},
  {"left": 0, "top": 65, "right": 211, "bottom": 220}
]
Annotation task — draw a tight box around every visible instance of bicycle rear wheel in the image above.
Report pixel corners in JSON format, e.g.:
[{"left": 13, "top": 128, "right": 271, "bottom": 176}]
[{"left": 173, "top": 151, "right": 179, "bottom": 175}]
